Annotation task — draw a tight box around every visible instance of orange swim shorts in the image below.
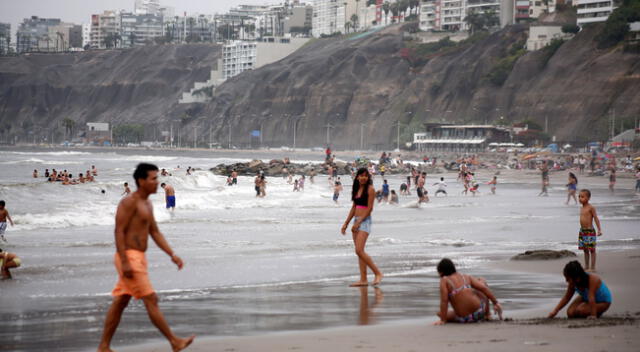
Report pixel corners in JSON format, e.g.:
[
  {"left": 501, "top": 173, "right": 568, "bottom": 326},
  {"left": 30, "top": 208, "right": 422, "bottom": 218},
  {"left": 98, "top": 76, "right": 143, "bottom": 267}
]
[{"left": 111, "top": 249, "right": 155, "bottom": 299}]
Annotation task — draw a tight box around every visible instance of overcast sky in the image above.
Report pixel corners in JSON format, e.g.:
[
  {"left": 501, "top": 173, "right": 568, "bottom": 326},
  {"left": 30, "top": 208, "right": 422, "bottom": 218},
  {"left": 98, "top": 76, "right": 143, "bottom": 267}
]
[{"left": 0, "top": 0, "right": 269, "bottom": 39}]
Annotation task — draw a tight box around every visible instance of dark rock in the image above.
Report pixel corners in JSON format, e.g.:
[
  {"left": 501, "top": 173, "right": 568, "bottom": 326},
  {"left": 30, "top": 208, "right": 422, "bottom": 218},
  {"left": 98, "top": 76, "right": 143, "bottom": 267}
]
[{"left": 511, "top": 250, "right": 577, "bottom": 261}]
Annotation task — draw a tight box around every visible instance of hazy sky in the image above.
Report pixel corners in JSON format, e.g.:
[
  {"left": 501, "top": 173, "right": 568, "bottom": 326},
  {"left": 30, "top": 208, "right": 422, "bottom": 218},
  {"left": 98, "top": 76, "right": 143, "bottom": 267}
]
[{"left": 0, "top": 0, "right": 269, "bottom": 38}]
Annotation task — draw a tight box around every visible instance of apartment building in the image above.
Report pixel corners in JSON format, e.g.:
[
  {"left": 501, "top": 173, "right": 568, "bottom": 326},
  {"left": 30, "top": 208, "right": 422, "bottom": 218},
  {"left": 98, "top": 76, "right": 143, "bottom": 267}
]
[
  {"left": 0, "top": 23, "right": 10, "bottom": 55},
  {"left": 134, "top": 0, "right": 161, "bottom": 15},
  {"left": 312, "top": 0, "right": 348, "bottom": 36},
  {"left": 576, "top": 0, "right": 616, "bottom": 25},
  {"left": 222, "top": 41, "right": 257, "bottom": 80},
  {"left": 419, "top": 0, "right": 501, "bottom": 32},
  {"left": 120, "top": 12, "right": 163, "bottom": 47},
  {"left": 16, "top": 16, "right": 62, "bottom": 53},
  {"left": 90, "top": 11, "right": 118, "bottom": 49}
]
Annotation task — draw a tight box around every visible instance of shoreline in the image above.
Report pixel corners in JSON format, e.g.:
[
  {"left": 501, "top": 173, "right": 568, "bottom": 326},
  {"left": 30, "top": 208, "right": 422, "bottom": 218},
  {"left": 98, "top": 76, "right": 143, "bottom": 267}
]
[{"left": 116, "top": 249, "right": 640, "bottom": 352}]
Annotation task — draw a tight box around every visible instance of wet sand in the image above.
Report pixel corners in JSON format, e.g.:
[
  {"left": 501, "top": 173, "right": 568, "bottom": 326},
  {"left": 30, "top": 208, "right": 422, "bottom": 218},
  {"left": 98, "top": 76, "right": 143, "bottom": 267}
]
[{"left": 119, "top": 250, "right": 640, "bottom": 352}]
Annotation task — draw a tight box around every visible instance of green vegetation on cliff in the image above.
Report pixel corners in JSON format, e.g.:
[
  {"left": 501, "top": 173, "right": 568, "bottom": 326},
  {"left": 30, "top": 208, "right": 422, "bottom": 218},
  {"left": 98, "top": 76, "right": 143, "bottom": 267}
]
[{"left": 596, "top": 0, "right": 640, "bottom": 48}]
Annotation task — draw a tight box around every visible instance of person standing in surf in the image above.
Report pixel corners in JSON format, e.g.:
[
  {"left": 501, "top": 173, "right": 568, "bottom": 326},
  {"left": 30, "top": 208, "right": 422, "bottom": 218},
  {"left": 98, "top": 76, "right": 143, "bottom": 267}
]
[{"left": 341, "top": 168, "right": 383, "bottom": 287}]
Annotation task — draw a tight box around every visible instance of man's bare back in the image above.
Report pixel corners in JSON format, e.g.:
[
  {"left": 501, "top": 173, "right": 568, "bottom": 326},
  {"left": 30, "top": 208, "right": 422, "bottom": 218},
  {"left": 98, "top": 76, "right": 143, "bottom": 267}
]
[
  {"left": 163, "top": 185, "right": 175, "bottom": 197},
  {"left": 0, "top": 209, "right": 9, "bottom": 223}
]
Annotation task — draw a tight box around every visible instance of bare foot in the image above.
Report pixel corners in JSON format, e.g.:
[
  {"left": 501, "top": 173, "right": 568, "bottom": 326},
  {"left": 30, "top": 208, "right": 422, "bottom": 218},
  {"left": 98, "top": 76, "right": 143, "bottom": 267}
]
[
  {"left": 372, "top": 274, "right": 383, "bottom": 286},
  {"left": 96, "top": 346, "right": 114, "bottom": 352},
  {"left": 172, "top": 335, "right": 195, "bottom": 352},
  {"left": 349, "top": 281, "right": 368, "bottom": 287}
]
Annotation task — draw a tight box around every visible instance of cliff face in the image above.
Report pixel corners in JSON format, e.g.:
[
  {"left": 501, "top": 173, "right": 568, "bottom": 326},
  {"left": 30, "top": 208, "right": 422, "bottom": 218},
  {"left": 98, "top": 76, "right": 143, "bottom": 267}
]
[
  {"left": 0, "top": 24, "right": 638, "bottom": 148},
  {"left": 204, "top": 24, "right": 639, "bottom": 148},
  {"left": 0, "top": 44, "right": 219, "bottom": 141}
]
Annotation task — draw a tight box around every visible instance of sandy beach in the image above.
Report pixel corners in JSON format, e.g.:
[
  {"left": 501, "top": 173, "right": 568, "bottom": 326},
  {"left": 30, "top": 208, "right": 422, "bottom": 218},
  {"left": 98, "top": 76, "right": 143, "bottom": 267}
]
[
  {"left": 1, "top": 147, "right": 638, "bottom": 351},
  {"left": 119, "top": 249, "right": 640, "bottom": 352}
]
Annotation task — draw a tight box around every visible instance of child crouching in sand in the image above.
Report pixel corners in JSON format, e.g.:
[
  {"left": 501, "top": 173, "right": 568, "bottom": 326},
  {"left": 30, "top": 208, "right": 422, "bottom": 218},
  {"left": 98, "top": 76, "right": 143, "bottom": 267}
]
[
  {"left": 434, "top": 258, "right": 502, "bottom": 325},
  {"left": 548, "top": 260, "right": 611, "bottom": 319}
]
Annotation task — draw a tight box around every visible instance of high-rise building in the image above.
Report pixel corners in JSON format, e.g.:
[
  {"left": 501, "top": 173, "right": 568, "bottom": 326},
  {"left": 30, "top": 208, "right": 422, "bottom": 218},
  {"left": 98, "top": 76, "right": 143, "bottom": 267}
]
[
  {"left": 418, "top": 0, "right": 501, "bottom": 32},
  {"left": 312, "top": 0, "right": 351, "bottom": 37},
  {"left": 82, "top": 23, "right": 91, "bottom": 48},
  {"left": 135, "top": 0, "right": 161, "bottom": 15},
  {"left": 120, "top": 12, "right": 163, "bottom": 47},
  {"left": 284, "top": 4, "right": 314, "bottom": 35},
  {"left": 16, "top": 16, "right": 62, "bottom": 53},
  {"left": 576, "top": 0, "right": 616, "bottom": 25},
  {"left": 222, "top": 41, "right": 257, "bottom": 79},
  {"left": 0, "top": 23, "right": 10, "bottom": 55},
  {"left": 90, "top": 11, "right": 118, "bottom": 49}
]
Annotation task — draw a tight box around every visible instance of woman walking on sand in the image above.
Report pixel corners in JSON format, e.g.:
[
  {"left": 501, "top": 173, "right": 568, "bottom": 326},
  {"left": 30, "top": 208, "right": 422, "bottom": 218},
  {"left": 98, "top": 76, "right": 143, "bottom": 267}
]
[
  {"left": 341, "top": 168, "right": 383, "bottom": 287},
  {"left": 566, "top": 172, "right": 578, "bottom": 205}
]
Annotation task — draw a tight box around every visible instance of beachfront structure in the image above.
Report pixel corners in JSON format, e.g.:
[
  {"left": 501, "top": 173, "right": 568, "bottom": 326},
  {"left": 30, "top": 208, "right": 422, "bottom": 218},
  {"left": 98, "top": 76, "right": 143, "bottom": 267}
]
[
  {"left": 0, "top": 23, "right": 10, "bottom": 55},
  {"left": 119, "top": 12, "right": 163, "bottom": 47},
  {"left": 134, "top": 0, "right": 161, "bottom": 15},
  {"left": 418, "top": 0, "right": 501, "bottom": 32},
  {"left": 164, "top": 14, "right": 217, "bottom": 43},
  {"left": 16, "top": 16, "right": 62, "bottom": 53},
  {"left": 85, "top": 123, "right": 111, "bottom": 145},
  {"left": 82, "top": 23, "right": 91, "bottom": 48},
  {"left": 575, "top": 0, "right": 617, "bottom": 25},
  {"left": 222, "top": 41, "right": 257, "bottom": 80},
  {"left": 284, "top": 4, "right": 314, "bottom": 35},
  {"left": 90, "top": 11, "right": 118, "bottom": 49},
  {"left": 182, "top": 37, "right": 310, "bottom": 103},
  {"left": 413, "top": 124, "right": 511, "bottom": 152},
  {"left": 526, "top": 22, "right": 572, "bottom": 50},
  {"left": 313, "top": 0, "right": 359, "bottom": 37}
]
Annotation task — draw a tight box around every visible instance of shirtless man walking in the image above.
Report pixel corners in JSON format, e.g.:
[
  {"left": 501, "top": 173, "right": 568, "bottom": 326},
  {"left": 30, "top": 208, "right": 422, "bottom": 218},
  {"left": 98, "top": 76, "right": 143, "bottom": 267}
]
[
  {"left": 0, "top": 200, "right": 14, "bottom": 242},
  {"left": 161, "top": 183, "right": 176, "bottom": 211},
  {"left": 97, "top": 163, "right": 194, "bottom": 352}
]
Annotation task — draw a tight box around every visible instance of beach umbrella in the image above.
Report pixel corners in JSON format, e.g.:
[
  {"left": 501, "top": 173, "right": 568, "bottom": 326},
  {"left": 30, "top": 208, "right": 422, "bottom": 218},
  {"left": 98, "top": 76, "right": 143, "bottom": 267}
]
[{"left": 523, "top": 154, "right": 537, "bottom": 160}]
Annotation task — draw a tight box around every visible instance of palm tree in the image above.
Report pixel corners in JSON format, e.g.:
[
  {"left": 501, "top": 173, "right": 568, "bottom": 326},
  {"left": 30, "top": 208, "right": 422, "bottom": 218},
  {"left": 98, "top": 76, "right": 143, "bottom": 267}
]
[
  {"left": 382, "top": 2, "right": 391, "bottom": 25},
  {"left": 399, "top": 0, "right": 409, "bottom": 21},
  {"left": 355, "top": 0, "right": 361, "bottom": 29},
  {"left": 62, "top": 118, "right": 75, "bottom": 140},
  {"left": 56, "top": 31, "right": 65, "bottom": 52},
  {"left": 390, "top": 2, "right": 399, "bottom": 23},
  {"left": 409, "top": 0, "right": 419, "bottom": 16},
  {"left": 351, "top": 14, "right": 359, "bottom": 31}
]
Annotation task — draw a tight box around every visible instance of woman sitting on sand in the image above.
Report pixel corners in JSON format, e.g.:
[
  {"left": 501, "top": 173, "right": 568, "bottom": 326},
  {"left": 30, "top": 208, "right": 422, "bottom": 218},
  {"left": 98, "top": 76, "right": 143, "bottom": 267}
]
[
  {"left": 548, "top": 260, "right": 611, "bottom": 319},
  {"left": 435, "top": 258, "right": 502, "bottom": 325}
]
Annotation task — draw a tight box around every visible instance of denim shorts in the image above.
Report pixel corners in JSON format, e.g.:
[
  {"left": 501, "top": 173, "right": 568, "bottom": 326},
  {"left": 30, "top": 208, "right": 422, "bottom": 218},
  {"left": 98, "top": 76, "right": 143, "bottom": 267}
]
[{"left": 353, "top": 216, "right": 372, "bottom": 234}]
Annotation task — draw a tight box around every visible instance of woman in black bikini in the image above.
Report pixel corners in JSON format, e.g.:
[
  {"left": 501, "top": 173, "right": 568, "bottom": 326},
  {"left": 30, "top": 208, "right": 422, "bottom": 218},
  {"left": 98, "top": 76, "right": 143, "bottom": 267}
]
[{"left": 341, "top": 168, "right": 383, "bottom": 287}]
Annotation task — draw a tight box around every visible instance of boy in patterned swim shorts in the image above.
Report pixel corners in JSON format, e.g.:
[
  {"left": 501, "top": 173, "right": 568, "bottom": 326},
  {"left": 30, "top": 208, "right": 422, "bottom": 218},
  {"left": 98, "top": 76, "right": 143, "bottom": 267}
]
[{"left": 578, "top": 189, "right": 602, "bottom": 272}]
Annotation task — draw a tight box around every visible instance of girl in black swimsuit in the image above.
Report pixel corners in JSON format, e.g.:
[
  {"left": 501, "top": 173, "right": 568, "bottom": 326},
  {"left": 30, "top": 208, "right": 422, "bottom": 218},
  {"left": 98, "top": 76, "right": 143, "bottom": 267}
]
[{"left": 340, "top": 168, "right": 383, "bottom": 287}]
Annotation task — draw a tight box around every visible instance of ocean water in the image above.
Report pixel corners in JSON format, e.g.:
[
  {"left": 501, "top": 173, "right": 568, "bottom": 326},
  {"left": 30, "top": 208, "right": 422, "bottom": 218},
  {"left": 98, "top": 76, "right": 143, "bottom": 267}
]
[{"left": 0, "top": 147, "right": 638, "bottom": 351}]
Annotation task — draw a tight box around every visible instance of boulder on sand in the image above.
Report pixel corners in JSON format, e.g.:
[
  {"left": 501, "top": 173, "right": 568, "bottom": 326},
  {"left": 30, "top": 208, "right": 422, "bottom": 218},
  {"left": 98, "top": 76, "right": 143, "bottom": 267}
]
[{"left": 511, "top": 250, "right": 577, "bottom": 261}]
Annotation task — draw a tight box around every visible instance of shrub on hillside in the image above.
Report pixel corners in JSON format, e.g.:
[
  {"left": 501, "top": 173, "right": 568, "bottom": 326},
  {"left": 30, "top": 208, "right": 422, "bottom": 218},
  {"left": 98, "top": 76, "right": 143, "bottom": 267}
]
[
  {"left": 562, "top": 24, "right": 580, "bottom": 34},
  {"left": 596, "top": 0, "right": 640, "bottom": 48}
]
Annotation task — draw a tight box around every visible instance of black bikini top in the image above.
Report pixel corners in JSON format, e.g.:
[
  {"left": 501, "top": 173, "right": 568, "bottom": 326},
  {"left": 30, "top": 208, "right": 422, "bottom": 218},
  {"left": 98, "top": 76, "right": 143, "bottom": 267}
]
[{"left": 354, "top": 188, "right": 368, "bottom": 206}]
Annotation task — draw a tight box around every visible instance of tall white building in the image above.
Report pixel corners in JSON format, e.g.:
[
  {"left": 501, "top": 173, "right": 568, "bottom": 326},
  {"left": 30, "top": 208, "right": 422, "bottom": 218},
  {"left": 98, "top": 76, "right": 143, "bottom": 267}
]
[
  {"left": 135, "top": 0, "right": 161, "bottom": 15},
  {"left": 222, "top": 41, "right": 257, "bottom": 80},
  {"left": 313, "top": 0, "right": 348, "bottom": 36},
  {"left": 82, "top": 23, "right": 91, "bottom": 48},
  {"left": 419, "top": 0, "right": 501, "bottom": 32},
  {"left": 90, "top": 11, "right": 118, "bottom": 49},
  {"left": 576, "top": 0, "right": 616, "bottom": 25}
]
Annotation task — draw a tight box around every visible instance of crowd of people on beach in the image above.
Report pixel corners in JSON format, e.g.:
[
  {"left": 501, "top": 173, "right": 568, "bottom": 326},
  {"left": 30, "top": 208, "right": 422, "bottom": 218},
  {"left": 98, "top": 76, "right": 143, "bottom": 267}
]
[{"left": 2, "top": 145, "right": 638, "bottom": 352}]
